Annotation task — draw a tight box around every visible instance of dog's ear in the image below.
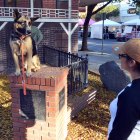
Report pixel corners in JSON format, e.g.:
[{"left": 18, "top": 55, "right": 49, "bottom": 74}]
[
  {"left": 30, "top": 17, "right": 39, "bottom": 23},
  {"left": 13, "top": 9, "right": 21, "bottom": 21}
]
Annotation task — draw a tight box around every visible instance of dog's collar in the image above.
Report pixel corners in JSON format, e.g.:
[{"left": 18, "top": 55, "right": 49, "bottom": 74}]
[{"left": 11, "top": 30, "right": 31, "bottom": 41}]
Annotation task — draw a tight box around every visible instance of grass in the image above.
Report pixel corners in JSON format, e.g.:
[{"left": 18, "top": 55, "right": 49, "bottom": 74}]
[
  {"left": 0, "top": 75, "right": 12, "bottom": 140},
  {"left": 66, "top": 71, "right": 116, "bottom": 140},
  {"left": 0, "top": 72, "right": 116, "bottom": 140}
]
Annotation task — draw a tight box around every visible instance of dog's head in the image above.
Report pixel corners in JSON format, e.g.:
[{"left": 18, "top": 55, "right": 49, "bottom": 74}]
[{"left": 13, "top": 9, "right": 39, "bottom": 35}]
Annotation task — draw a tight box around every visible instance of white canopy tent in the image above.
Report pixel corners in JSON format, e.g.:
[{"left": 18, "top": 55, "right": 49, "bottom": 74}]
[
  {"left": 92, "top": 19, "right": 121, "bottom": 26},
  {"left": 122, "top": 19, "right": 140, "bottom": 38},
  {"left": 122, "top": 19, "right": 140, "bottom": 25},
  {"left": 90, "top": 19, "right": 121, "bottom": 39}
]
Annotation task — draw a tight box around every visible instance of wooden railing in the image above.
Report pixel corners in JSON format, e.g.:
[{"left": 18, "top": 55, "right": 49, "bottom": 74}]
[{"left": 0, "top": 7, "right": 78, "bottom": 19}]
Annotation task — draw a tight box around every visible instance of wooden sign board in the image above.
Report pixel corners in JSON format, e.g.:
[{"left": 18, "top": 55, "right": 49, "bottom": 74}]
[{"left": 127, "top": 8, "right": 136, "bottom": 14}]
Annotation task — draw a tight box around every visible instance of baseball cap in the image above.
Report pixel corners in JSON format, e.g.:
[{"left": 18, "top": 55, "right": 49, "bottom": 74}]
[{"left": 113, "top": 38, "right": 140, "bottom": 63}]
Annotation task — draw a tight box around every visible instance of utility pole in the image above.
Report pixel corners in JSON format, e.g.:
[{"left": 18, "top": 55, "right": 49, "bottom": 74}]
[{"left": 101, "top": 13, "right": 106, "bottom": 55}]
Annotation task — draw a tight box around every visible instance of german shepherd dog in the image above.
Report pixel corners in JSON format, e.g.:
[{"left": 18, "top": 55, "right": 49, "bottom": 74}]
[{"left": 10, "top": 9, "right": 40, "bottom": 77}]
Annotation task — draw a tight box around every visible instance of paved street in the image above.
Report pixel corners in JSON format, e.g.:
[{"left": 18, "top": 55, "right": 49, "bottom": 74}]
[{"left": 78, "top": 38, "right": 125, "bottom": 74}]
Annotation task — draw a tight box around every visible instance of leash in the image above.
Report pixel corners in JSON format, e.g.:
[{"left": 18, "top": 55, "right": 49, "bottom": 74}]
[{"left": 20, "top": 36, "right": 27, "bottom": 95}]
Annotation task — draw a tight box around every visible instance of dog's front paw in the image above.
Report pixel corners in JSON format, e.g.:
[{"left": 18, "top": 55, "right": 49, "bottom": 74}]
[
  {"left": 15, "top": 70, "right": 21, "bottom": 76},
  {"left": 26, "top": 71, "right": 32, "bottom": 77}
]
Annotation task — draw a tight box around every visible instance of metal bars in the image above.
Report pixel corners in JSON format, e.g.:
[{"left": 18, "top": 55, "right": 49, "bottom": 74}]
[{"left": 42, "top": 46, "right": 88, "bottom": 95}]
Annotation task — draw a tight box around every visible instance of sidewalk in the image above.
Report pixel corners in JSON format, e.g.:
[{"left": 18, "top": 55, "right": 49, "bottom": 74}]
[
  {"left": 78, "top": 50, "right": 120, "bottom": 75},
  {"left": 78, "top": 38, "right": 122, "bottom": 75}
]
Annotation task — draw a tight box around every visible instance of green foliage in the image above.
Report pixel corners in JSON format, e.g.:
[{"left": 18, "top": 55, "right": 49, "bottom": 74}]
[
  {"left": 94, "top": 5, "right": 119, "bottom": 21},
  {"left": 133, "top": 0, "right": 140, "bottom": 7}
]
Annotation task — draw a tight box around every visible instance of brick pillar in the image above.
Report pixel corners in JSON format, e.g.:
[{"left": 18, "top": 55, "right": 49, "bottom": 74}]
[{"left": 8, "top": 67, "right": 69, "bottom": 140}]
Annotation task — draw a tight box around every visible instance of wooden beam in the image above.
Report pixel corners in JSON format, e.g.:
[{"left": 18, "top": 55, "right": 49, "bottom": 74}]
[{"left": 79, "top": 0, "right": 107, "bottom": 6}]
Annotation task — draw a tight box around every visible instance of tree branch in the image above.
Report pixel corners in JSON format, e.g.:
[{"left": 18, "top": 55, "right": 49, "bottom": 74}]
[{"left": 91, "top": 0, "right": 112, "bottom": 16}]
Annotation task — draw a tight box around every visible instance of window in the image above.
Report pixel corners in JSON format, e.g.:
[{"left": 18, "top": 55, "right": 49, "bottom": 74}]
[
  {"left": 33, "top": 0, "right": 42, "bottom": 8},
  {"left": 4, "top": 0, "right": 17, "bottom": 7},
  {"left": 56, "top": 0, "right": 68, "bottom": 9},
  {"left": 4, "top": 0, "right": 42, "bottom": 8}
]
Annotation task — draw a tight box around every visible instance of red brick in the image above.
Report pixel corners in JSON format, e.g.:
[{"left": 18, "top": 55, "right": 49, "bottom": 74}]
[
  {"left": 13, "top": 126, "right": 20, "bottom": 132},
  {"left": 47, "top": 91, "right": 56, "bottom": 96},
  {"left": 11, "top": 92, "right": 20, "bottom": 98},
  {"left": 27, "top": 127, "right": 35, "bottom": 132},
  {"left": 44, "top": 85, "right": 54, "bottom": 91},
  {"left": 13, "top": 131, "right": 25, "bottom": 137},
  {"left": 11, "top": 88, "right": 18, "bottom": 94},
  {"left": 26, "top": 133, "right": 35, "bottom": 139},
  {"left": 33, "top": 124, "right": 42, "bottom": 130},
  {"left": 11, "top": 108, "right": 19, "bottom": 113},
  {"left": 39, "top": 85, "right": 47, "bottom": 91},
  {"left": 32, "top": 77, "right": 36, "bottom": 84},
  {"left": 12, "top": 98, "right": 19, "bottom": 104},
  {"left": 41, "top": 78, "right": 46, "bottom": 85},
  {"left": 47, "top": 122, "right": 56, "bottom": 128},
  {"left": 8, "top": 76, "right": 14, "bottom": 83},
  {"left": 47, "top": 131, "right": 56, "bottom": 137},
  {"left": 12, "top": 76, "right": 18, "bottom": 83},
  {"left": 46, "top": 96, "right": 56, "bottom": 102},
  {"left": 47, "top": 117, "right": 56, "bottom": 123},
  {"left": 17, "top": 118, "right": 29, "bottom": 124},
  {"left": 17, "top": 76, "right": 22, "bottom": 84},
  {"left": 26, "top": 120, "right": 35, "bottom": 127},
  {"left": 19, "top": 127, "right": 25, "bottom": 133},
  {"left": 9, "top": 83, "right": 16, "bottom": 88},
  {"left": 13, "top": 135, "right": 21, "bottom": 140},
  {"left": 21, "top": 127, "right": 33, "bottom": 133},
  {"left": 39, "top": 123, "right": 48, "bottom": 130},
  {"left": 47, "top": 107, "right": 57, "bottom": 112},
  {"left": 12, "top": 117, "right": 19, "bottom": 122},
  {"left": 56, "top": 81, "right": 66, "bottom": 92},
  {"left": 41, "top": 136, "right": 52, "bottom": 140},
  {"left": 13, "top": 121, "right": 26, "bottom": 127},
  {"left": 26, "top": 77, "right": 32, "bottom": 84},
  {"left": 10, "top": 83, "right": 23, "bottom": 88},
  {"left": 20, "top": 137, "right": 27, "bottom": 140},
  {"left": 47, "top": 102, "right": 56, "bottom": 107},
  {"left": 48, "top": 112, "right": 56, "bottom": 117},
  {"left": 34, "top": 135, "right": 42, "bottom": 140},
  {"left": 46, "top": 78, "right": 50, "bottom": 86},
  {"left": 50, "top": 78, "right": 55, "bottom": 87},
  {"left": 36, "top": 78, "right": 41, "bottom": 85},
  {"left": 12, "top": 103, "right": 20, "bottom": 108},
  {"left": 26, "top": 84, "right": 39, "bottom": 90}
]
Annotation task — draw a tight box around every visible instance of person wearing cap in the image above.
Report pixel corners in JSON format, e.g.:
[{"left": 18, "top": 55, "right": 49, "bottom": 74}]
[{"left": 108, "top": 38, "right": 140, "bottom": 140}]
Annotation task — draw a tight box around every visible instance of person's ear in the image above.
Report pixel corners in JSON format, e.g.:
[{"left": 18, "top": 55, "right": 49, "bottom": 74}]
[{"left": 128, "top": 59, "right": 136, "bottom": 67}]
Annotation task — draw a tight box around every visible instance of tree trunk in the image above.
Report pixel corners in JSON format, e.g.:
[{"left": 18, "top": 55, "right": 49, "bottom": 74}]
[
  {"left": 80, "top": 5, "right": 96, "bottom": 51},
  {"left": 80, "top": 0, "right": 112, "bottom": 51}
]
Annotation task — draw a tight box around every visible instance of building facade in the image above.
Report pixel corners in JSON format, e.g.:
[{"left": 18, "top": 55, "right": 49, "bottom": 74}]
[{"left": 0, "top": 0, "right": 79, "bottom": 71}]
